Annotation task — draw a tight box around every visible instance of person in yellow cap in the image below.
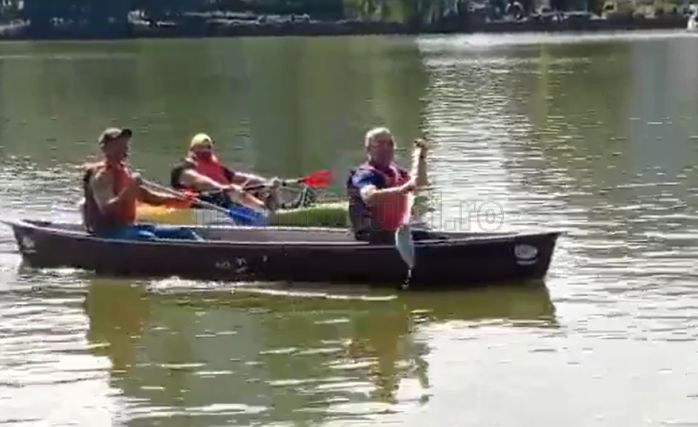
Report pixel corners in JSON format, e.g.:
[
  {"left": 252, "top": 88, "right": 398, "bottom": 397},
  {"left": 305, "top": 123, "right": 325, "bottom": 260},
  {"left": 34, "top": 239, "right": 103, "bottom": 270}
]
[{"left": 169, "top": 133, "right": 276, "bottom": 211}]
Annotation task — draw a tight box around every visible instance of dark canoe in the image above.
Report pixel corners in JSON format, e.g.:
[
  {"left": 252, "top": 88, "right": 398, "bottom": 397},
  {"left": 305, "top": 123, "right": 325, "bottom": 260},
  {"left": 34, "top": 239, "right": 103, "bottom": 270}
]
[{"left": 3, "top": 219, "right": 561, "bottom": 288}]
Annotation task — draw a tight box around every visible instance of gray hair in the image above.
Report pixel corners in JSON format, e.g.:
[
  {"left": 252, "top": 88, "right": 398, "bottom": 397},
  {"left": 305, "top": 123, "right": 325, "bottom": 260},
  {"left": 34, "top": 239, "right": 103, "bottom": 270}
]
[{"left": 364, "top": 127, "right": 394, "bottom": 147}]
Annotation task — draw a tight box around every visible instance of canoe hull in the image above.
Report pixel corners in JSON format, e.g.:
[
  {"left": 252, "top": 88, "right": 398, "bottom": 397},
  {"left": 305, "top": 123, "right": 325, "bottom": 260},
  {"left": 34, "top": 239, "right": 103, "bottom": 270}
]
[{"left": 6, "top": 219, "right": 560, "bottom": 288}]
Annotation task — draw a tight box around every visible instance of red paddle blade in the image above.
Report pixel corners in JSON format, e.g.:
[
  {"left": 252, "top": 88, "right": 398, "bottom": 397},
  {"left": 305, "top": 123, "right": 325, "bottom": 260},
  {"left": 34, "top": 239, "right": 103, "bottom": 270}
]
[{"left": 299, "top": 169, "right": 332, "bottom": 187}]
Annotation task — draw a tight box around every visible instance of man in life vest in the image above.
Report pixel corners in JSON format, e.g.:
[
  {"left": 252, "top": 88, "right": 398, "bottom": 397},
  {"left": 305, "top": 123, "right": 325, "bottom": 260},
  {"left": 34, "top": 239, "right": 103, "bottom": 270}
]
[
  {"left": 347, "top": 127, "right": 444, "bottom": 244},
  {"left": 169, "top": 133, "right": 277, "bottom": 211},
  {"left": 82, "top": 127, "right": 203, "bottom": 241}
]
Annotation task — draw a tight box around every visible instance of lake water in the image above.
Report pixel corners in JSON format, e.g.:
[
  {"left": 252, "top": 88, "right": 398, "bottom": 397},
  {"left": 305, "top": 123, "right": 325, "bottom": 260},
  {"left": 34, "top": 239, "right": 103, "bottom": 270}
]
[{"left": 2, "top": 30, "right": 698, "bottom": 426}]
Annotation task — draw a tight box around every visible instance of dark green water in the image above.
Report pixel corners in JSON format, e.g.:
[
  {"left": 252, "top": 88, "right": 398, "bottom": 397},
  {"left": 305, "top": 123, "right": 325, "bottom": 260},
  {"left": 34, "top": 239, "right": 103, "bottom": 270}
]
[{"left": 2, "top": 30, "right": 698, "bottom": 426}]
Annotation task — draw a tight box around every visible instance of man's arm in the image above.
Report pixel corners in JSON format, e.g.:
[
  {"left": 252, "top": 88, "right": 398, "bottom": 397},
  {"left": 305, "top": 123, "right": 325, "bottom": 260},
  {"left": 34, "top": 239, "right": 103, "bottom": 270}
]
[
  {"left": 180, "top": 169, "right": 228, "bottom": 192},
  {"left": 354, "top": 170, "right": 409, "bottom": 205},
  {"left": 137, "top": 187, "right": 188, "bottom": 207},
  {"left": 230, "top": 171, "right": 267, "bottom": 188},
  {"left": 225, "top": 183, "right": 267, "bottom": 210},
  {"left": 179, "top": 167, "right": 264, "bottom": 209}
]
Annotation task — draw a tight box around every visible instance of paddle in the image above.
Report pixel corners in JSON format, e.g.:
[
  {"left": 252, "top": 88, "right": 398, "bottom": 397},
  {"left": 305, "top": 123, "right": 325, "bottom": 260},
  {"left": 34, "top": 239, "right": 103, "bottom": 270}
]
[
  {"left": 142, "top": 169, "right": 331, "bottom": 225},
  {"left": 243, "top": 169, "right": 332, "bottom": 192},
  {"left": 142, "top": 179, "right": 266, "bottom": 225},
  {"left": 395, "top": 145, "right": 424, "bottom": 272},
  {"left": 395, "top": 193, "right": 416, "bottom": 270}
]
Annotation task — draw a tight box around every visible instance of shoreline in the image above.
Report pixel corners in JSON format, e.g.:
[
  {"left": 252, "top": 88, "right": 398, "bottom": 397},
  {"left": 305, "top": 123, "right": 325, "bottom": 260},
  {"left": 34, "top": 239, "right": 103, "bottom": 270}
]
[{"left": 0, "top": 14, "right": 691, "bottom": 41}]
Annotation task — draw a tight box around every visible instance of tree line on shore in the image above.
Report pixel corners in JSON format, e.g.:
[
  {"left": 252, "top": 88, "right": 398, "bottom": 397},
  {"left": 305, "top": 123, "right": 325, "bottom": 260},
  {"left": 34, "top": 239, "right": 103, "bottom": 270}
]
[
  {"left": 0, "top": 0, "right": 608, "bottom": 37},
  {"left": 1, "top": 0, "right": 471, "bottom": 23},
  {"left": 1, "top": 0, "right": 583, "bottom": 27}
]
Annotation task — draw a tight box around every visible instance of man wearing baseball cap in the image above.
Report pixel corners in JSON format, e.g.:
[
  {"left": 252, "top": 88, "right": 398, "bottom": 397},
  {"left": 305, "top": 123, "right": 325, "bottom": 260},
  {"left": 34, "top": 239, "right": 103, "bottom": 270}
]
[{"left": 81, "top": 127, "right": 203, "bottom": 241}]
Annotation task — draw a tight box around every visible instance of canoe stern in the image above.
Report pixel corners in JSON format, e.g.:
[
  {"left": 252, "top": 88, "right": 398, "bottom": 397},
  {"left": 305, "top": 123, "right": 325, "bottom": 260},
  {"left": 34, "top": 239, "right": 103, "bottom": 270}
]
[{"left": 408, "top": 231, "right": 560, "bottom": 286}]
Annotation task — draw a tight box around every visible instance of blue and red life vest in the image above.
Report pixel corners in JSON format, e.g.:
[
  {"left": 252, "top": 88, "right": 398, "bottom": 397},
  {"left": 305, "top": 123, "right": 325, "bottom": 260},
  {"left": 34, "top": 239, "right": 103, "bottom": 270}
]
[{"left": 346, "top": 162, "right": 411, "bottom": 233}]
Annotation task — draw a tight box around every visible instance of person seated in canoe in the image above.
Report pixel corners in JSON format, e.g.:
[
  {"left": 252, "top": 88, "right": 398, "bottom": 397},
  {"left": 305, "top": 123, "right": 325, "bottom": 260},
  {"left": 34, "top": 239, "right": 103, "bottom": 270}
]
[
  {"left": 347, "top": 127, "right": 446, "bottom": 244},
  {"left": 81, "top": 127, "right": 204, "bottom": 241},
  {"left": 169, "top": 133, "right": 279, "bottom": 212}
]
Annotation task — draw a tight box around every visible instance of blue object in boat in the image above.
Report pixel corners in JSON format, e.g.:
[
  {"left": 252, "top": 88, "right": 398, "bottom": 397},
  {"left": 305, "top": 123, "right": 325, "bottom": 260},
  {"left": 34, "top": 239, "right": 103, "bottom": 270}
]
[{"left": 226, "top": 202, "right": 269, "bottom": 226}]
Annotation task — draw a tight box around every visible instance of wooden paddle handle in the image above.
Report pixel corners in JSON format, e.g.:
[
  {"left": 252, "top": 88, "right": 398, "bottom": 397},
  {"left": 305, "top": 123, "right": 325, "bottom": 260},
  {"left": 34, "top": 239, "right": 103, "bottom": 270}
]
[
  {"left": 401, "top": 144, "right": 425, "bottom": 226},
  {"left": 413, "top": 146, "right": 424, "bottom": 162},
  {"left": 411, "top": 145, "right": 424, "bottom": 185}
]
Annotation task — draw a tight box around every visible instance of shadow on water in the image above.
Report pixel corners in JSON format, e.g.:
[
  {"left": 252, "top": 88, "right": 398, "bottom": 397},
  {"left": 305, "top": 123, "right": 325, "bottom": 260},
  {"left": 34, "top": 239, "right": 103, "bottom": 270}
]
[{"left": 79, "top": 277, "right": 556, "bottom": 425}]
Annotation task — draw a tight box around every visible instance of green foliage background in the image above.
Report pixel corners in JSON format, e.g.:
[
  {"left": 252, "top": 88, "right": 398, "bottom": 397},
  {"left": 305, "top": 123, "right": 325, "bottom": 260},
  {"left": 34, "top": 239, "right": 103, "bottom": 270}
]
[{"left": 0, "top": 0, "right": 470, "bottom": 26}]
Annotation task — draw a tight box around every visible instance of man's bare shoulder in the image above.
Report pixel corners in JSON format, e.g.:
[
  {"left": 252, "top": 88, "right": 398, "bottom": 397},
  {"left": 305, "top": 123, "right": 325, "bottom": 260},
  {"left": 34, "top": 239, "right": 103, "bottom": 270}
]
[
  {"left": 88, "top": 165, "right": 112, "bottom": 189},
  {"left": 83, "top": 161, "right": 105, "bottom": 176}
]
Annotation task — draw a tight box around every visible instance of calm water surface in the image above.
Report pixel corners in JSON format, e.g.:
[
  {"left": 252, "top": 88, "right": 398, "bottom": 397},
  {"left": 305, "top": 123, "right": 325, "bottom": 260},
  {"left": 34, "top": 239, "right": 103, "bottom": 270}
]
[{"left": 2, "top": 30, "right": 698, "bottom": 426}]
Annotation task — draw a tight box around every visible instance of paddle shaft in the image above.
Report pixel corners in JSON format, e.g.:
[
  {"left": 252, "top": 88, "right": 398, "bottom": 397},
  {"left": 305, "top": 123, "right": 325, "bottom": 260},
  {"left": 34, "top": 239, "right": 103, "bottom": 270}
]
[
  {"left": 244, "top": 179, "right": 300, "bottom": 192},
  {"left": 141, "top": 179, "right": 232, "bottom": 216},
  {"left": 394, "top": 145, "right": 424, "bottom": 273},
  {"left": 243, "top": 170, "right": 330, "bottom": 192},
  {"left": 401, "top": 145, "right": 424, "bottom": 226}
]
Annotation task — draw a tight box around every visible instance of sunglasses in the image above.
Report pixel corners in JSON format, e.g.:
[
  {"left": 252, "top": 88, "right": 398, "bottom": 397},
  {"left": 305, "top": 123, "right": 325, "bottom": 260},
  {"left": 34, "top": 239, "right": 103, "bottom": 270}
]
[{"left": 368, "top": 138, "right": 394, "bottom": 148}]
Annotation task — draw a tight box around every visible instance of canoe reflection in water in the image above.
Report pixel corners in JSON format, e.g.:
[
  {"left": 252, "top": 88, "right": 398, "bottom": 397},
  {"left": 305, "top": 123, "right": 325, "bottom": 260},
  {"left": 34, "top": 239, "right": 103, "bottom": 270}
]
[
  {"left": 82, "top": 279, "right": 556, "bottom": 424},
  {"left": 83, "top": 279, "right": 151, "bottom": 373}
]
